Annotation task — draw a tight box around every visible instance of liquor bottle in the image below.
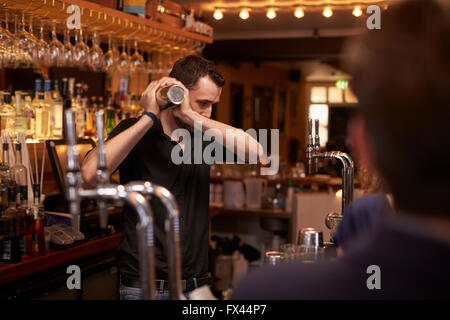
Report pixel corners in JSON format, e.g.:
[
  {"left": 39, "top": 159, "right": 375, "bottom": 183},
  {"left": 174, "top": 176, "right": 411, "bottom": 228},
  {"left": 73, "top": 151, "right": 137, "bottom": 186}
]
[
  {"left": 24, "top": 93, "right": 35, "bottom": 140},
  {"left": 51, "top": 79, "right": 63, "bottom": 139},
  {"left": 14, "top": 91, "right": 28, "bottom": 137},
  {"left": 0, "top": 142, "right": 10, "bottom": 215},
  {"left": 97, "top": 96, "right": 104, "bottom": 111},
  {"left": 34, "top": 80, "right": 51, "bottom": 140},
  {"left": 130, "top": 94, "right": 143, "bottom": 118},
  {"left": 10, "top": 142, "right": 27, "bottom": 204},
  {"left": 105, "top": 90, "right": 116, "bottom": 136},
  {"left": 31, "top": 184, "right": 45, "bottom": 256},
  {"left": 61, "top": 78, "right": 72, "bottom": 138},
  {"left": 17, "top": 183, "right": 33, "bottom": 260},
  {"left": 2, "top": 187, "right": 21, "bottom": 263},
  {"left": 32, "top": 79, "right": 42, "bottom": 107},
  {"left": 74, "top": 83, "right": 85, "bottom": 138},
  {"left": 0, "top": 91, "right": 16, "bottom": 138},
  {"left": 84, "top": 95, "right": 95, "bottom": 138}
]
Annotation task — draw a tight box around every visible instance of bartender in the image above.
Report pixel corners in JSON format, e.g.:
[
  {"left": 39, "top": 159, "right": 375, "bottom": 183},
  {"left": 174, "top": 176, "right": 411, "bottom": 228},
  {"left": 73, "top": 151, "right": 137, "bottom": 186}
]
[{"left": 81, "top": 55, "right": 264, "bottom": 299}]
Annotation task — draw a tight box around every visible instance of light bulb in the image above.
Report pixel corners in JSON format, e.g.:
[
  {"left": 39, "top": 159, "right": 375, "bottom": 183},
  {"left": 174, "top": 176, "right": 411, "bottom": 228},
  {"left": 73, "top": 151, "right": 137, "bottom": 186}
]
[
  {"left": 294, "top": 8, "right": 304, "bottom": 19},
  {"left": 239, "top": 8, "right": 250, "bottom": 20},
  {"left": 266, "top": 8, "right": 276, "bottom": 20},
  {"left": 213, "top": 9, "right": 223, "bottom": 20},
  {"left": 323, "top": 7, "right": 333, "bottom": 18},
  {"left": 157, "top": 5, "right": 165, "bottom": 13},
  {"left": 352, "top": 6, "right": 362, "bottom": 17}
]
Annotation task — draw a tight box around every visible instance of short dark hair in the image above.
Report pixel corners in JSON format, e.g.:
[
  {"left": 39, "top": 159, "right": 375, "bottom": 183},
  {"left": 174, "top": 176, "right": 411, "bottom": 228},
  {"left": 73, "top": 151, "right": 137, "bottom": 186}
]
[
  {"left": 169, "top": 55, "right": 225, "bottom": 89},
  {"left": 346, "top": 0, "right": 450, "bottom": 216}
]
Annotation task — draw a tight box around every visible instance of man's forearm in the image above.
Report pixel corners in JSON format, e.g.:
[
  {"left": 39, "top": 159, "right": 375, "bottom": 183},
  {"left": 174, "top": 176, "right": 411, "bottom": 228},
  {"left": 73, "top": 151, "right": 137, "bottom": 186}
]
[
  {"left": 181, "top": 110, "right": 267, "bottom": 164},
  {"left": 81, "top": 116, "right": 155, "bottom": 185}
]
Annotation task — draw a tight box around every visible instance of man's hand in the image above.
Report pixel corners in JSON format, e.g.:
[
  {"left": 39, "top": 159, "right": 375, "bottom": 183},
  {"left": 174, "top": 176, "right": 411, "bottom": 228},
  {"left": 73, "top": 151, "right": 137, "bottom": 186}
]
[{"left": 140, "top": 80, "right": 161, "bottom": 116}]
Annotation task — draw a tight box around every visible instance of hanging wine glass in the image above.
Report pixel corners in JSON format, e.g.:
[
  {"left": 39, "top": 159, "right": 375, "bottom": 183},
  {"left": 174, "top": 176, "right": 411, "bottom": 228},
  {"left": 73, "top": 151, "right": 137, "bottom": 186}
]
[
  {"left": 73, "top": 28, "right": 89, "bottom": 69},
  {"left": 49, "top": 21, "right": 64, "bottom": 67},
  {"left": 62, "top": 28, "right": 74, "bottom": 67},
  {"left": 0, "top": 12, "right": 14, "bottom": 68},
  {"left": 118, "top": 37, "right": 131, "bottom": 77},
  {"left": 130, "top": 40, "right": 145, "bottom": 74},
  {"left": 12, "top": 15, "right": 33, "bottom": 68},
  {"left": 88, "top": 30, "right": 105, "bottom": 71},
  {"left": 103, "top": 34, "right": 120, "bottom": 72},
  {"left": 35, "top": 21, "right": 51, "bottom": 69}
]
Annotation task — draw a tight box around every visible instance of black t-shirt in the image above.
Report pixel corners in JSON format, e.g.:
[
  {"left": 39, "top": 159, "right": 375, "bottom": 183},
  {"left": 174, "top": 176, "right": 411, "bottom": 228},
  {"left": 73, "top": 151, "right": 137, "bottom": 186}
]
[
  {"left": 231, "top": 214, "right": 450, "bottom": 299},
  {"left": 107, "top": 117, "right": 210, "bottom": 281}
]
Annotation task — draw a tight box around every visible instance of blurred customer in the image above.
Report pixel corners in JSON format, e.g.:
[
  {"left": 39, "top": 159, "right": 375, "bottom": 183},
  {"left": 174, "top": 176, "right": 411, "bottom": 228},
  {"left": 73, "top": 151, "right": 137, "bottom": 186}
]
[{"left": 232, "top": 0, "right": 450, "bottom": 299}]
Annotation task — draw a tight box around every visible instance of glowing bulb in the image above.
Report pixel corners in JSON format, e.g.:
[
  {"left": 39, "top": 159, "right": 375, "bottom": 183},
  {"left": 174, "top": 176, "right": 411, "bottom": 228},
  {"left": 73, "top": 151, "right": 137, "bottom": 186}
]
[
  {"left": 213, "top": 9, "right": 223, "bottom": 20},
  {"left": 352, "top": 6, "right": 362, "bottom": 17},
  {"left": 239, "top": 8, "right": 250, "bottom": 20},
  {"left": 294, "top": 8, "right": 304, "bottom": 19},
  {"left": 323, "top": 7, "right": 333, "bottom": 18},
  {"left": 266, "top": 8, "right": 276, "bottom": 20},
  {"left": 157, "top": 5, "right": 165, "bottom": 13}
]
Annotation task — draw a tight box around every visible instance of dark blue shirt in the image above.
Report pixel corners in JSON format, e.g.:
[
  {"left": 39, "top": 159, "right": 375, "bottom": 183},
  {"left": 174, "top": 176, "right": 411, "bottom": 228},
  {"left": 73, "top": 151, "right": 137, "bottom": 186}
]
[{"left": 334, "top": 193, "right": 393, "bottom": 251}]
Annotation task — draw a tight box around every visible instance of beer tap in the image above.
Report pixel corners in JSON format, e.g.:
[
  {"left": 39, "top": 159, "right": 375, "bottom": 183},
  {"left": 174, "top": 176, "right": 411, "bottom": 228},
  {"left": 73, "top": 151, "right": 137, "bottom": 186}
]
[
  {"left": 64, "top": 110, "right": 156, "bottom": 299},
  {"left": 126, "top": 181, "right": 183, "bottom": 300},
  {"left": 306, "top": 119, "right": 355, "bottom": 242},
  {"left": 95, "top": 110, "right": 109, "bottom": 229}
]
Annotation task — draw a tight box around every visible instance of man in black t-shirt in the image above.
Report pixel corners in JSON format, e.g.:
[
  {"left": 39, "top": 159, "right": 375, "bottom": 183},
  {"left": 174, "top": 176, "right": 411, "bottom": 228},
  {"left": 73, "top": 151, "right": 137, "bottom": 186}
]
[
  {"left": 232, "top": 0, "right": 450, "bottom": 300},
  {"left": 81, "top": 56, "right": 264, "bottom": 299}
]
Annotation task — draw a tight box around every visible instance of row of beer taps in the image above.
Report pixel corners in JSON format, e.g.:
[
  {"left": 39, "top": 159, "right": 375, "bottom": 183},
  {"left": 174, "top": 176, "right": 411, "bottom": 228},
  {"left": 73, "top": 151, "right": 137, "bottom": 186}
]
[{"left": 64, "top": 110, "right": 182, "bottom": 300}]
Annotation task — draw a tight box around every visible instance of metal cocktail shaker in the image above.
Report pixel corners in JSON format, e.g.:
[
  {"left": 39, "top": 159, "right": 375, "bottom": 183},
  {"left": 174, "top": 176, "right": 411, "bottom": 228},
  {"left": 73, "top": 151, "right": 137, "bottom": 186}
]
[{"left": 156, "top": 85, "right": 186, "bottom": 111}]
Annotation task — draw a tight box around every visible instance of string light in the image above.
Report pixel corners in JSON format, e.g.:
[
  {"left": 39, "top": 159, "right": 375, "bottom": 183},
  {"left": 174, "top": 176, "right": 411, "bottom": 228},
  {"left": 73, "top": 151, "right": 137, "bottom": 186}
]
[
  {"left": 213, "top": 9, "right": 223, "bottom": 20},
  {"left": 294, "top": 7, "right": 304, "bottom": 19},
  {"left": 352, "top": 6, "right": 362, "bottom": 17},
  {"left": 157, "top": 4, "right": 165, "bottom": 13},
  {"left": 239, "top": 8, "right": 250, "bottom": 20},
  {"left": 322, "top": 6, "right": 333, "bottom": 18},
  {"left": 266, "top": 8, "right": 276, "bottom": 19}
]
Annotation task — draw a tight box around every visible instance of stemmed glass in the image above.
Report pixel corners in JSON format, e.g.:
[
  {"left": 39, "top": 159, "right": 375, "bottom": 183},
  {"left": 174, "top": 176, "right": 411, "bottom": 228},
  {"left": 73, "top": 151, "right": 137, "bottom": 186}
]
[
  {"left": 62, "top": 28, "right": 74, "bottom": 67},
  {"left": 49, "top": 21, "right": 64, "bottom": 67},
  {"left": 88, "top": 30, "right": 105, "bottom": 71},
  {"left": 34, "top": 21, "right": 51, "bottom": 69},
  {"left": 12, "top": 15, "right": 34, "bottom": 68},
  {"left": 118, "top": 37, "right": 131, "bottom": 77},
  {"left": 130, "top": 40, "right": 145, "bottom": 74},
  {"left": 0, "top": 12, "right": 14, "bottom": 68},
  {"left": 73, "top": 28, "right": 89, "bottom": 69},
  {"left": 103, "top": 33, "right": 120, "bottom": 73}
]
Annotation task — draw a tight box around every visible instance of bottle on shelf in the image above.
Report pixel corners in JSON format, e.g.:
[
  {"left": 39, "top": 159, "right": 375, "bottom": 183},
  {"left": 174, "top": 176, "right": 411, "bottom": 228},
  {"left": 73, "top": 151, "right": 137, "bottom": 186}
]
[
  {"left": 17, "top": 182, "right": 33, "bottom": 260},
  {"left": 0, "top": 91, "right": 16, "bottom": 138},
  {"left": 24, "top": 91, "right": 36, "bottom": 140},
  {"left": 35, "top": 80, "right": 51, "bottom": 140},
  {"left": 0, "top": 140, "right": 11, "bottom": 215},
  {"left": 74, "top": 82, "right": 85, "bottom": 138},
  {"left": 105, "top": 90, "right": 116, "bottom": 136},
  {"left": 61, "top": 78, "right": 72, "bottom": 137},
  {"left": 84, "top": 95, "right": 95, "bottom": 138},
  {"left": 31, "top": 183, "right": 45, "bottom": 256},
  {"left": 2, "top": 186, "right": 21, "bottom": 263},
  {"left": 14, "top": 91, "right": 28, "bottom": 137},
  {"left": 51, "top": 79, "right": 63, "bottom": 139}
]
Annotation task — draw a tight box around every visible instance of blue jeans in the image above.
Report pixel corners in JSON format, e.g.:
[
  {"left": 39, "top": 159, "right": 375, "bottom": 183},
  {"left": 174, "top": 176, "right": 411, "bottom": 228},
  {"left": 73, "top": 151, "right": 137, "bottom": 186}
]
[{"left": 119, "top": 281, "right": 191, "bottom": 300}]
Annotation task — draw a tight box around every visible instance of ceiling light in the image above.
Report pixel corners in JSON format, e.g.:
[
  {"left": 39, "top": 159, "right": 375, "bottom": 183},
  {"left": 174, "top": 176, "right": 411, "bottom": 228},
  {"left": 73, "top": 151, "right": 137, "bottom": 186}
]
[
  {"left": 213, "top": 9, "right": 223, "bottom": 20},
  {"left": 239, "top": 8, "right": 250, "bottom": 20},
  {"left": 294, "top": 8, "right": 304, "bottom": 19},
  {"left": 323, "top": 7, "right": 333, "bottom": 18},
  {"left": 352, "top": 6, "right": 362, "bottom": 17},
  {"left": 157, "top": 4, "right": 165, "bottom": 13},
  {"left": 266, "top": 8, "right": 276, "bottom": 20}
]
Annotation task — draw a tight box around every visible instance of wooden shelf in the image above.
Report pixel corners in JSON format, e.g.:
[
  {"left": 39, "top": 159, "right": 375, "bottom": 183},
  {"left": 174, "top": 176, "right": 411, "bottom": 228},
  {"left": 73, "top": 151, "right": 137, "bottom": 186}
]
[
  {"left": 0, "top": 233, "right": 121, "bottom": 285},
  {"left": 210, "top": 205, "right": 291, "bottom": 219},
  {"left": 5, "top": 0, "right": 212, "bottom": 51}
]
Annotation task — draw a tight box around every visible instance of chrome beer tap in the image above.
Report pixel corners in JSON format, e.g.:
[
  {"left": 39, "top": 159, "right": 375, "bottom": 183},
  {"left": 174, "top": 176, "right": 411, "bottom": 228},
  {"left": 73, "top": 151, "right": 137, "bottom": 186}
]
[
  {"left": 126, "top": 181, "right": 183, "bottom": 300},
  {"left": 306, "top": 119, "right": 355, "bottom": 242},
  {"left": 64, "top": 110, "right": 156, "bottom": 299},
  {"left": 95, "top": 110, "right": 109, "bottom": 229}
]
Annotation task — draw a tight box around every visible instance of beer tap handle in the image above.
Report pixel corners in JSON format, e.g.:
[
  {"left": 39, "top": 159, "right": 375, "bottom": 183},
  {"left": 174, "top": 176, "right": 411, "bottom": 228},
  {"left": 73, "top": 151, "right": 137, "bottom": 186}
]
[
  {"left": 314, "top": 119, "right": 320, "bottom": 172},
  {"left": 307, "top": 119, "right": 314, "bottom": 174},
  {"left": 95, "top": 111, "right": 109, "bottom": 229},
  {"left": 64, "top": 109, "right": 81, "bottom": 233}
]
